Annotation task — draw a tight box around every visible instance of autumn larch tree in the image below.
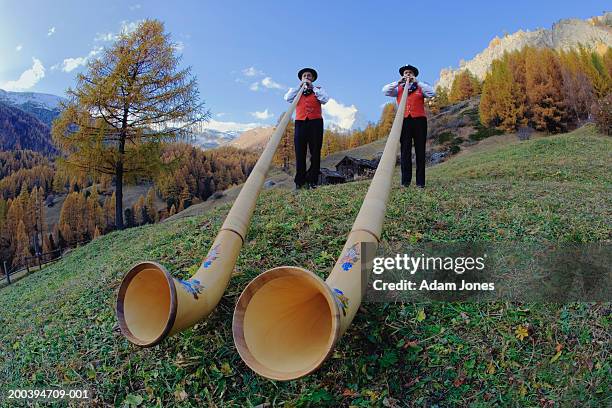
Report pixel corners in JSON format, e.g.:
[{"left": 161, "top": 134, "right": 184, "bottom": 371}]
[
  {"left": 145, "top": 187, "right": 157, "bottom": 222},
  {"left": 480, "top": 51, "right": 527, "bottom": 131},
  {"left": 525, "top": 48, "right": 568, "bottom": 132},
  {"left": 13, "top": 220, "right": 31, "bottom": 267},
  {"left": 272, "top": 112, "right": 295, "bottom": 172},
  {"left": 52, "top": 19, "right": 208, "bottom": 229},
  {"left": 449, "top": 70, "right": 481, "bottom": 103}
]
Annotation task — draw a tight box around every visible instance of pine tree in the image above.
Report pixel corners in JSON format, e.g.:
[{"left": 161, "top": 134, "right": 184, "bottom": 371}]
[
  {"left": 480, "top": 51, "right": 527, "bottom": 131},
  {"left": 13, "top": 220, "right": 31, "bottom": 267},
  {"left": 133, "top": 195, "right": 145, "bottom": 225},
  {"left": 559, "top": 49, "right": 596, "bottom": 126},
  {"left": 178, "top": 188, "right": 190, "bottom": 212},
  {"left": 0, "top": 197, "right": 7, "bottom": 231},
  {"left": 378, "top": 103, "right": 396, "bottom": 136},
  {"left": 75, "top": 192, "right": 88, "bottom": 241},
  {"left": 52, "top": 20, "right": 208, "bottom": 230},
  {"left": 603, "top": 47, "right": 612, "bottom": 81},
  {"left": 449, "top": 70, "right": 481, "bottom": 103},
  {"left": 145, "top": 187, "right": 157, "bottom": 222},
  {"left": 124, "top": 208, "right": 135, "bottom": 228},
  {"left": 578, "top": 47, "right": 611, "bottom": 98},
  {"left": 273, "top": 112, "right": 295, "bottom": 171},
  {"left": 32, "top": 186, "right": 48, "bottom": 255},
  {"left": 52, "top": 171, "right": 67, "bottom": 194},
  {"left": 525, "top": 48, "right": 567, "bottom": 132},
  {"left": 87, "top": 187, "right": 104, "bottom": 235},
  {"left": 42, "top": 232, "right": 53, "bottom": 255},
  {"left": 18, "top": 183, "right": 34, "bottom": 234},
  {"left": 58, "top": 191, "right": 90, "bottom": 243},
  {"left": 58, "top": 193, "right": 75, "bottom": 243},
  {"left": 104, "top": 192, "right": 117, "bottom": 231}
]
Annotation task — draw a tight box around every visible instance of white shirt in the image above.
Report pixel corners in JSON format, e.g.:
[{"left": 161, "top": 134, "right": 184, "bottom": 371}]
[
  {"left": 284, "top": 85, "right": 329, "bottom": 104},
  {"left": 382, "top": 80, "right": 436, "bottom": 98}
]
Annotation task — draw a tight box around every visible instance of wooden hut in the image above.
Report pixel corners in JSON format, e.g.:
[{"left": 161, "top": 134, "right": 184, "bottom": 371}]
[{"left": 335, "top": 156, "right": 378, "bottom": 180}]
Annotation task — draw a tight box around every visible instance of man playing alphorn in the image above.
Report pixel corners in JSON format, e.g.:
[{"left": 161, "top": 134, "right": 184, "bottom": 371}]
[
  {"left": 284, "top": 68, "right": 329, "bottom": 189},
  {"left": 382, "top": 64, "right": 435, "bottom": 188}
]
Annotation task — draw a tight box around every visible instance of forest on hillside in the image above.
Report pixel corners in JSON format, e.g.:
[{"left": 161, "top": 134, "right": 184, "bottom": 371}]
[
  {"left": 438, "top": 46, "right": 612, "bottom": 134},
  {"left": 0, "top": 144, "right": 258, "bottom": 270}
]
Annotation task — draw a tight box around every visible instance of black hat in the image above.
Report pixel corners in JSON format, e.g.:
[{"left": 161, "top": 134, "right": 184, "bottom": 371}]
[
  {"left": 298, "top": 67, "right": 318, "bottom": 82},
  {"left": 399, "top": 64, "right": 419, "bottom": 77}
]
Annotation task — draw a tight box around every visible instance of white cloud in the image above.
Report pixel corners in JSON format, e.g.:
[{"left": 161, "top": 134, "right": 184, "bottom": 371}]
[
  {"left": 242, "top": 66, "right": 263, "bottom": 77},
  {"left": 61, "top": 47, "right": 103, "bottom": 72},
  {"left": 94, "top": 32, "right": 114, "bottom": 42},
  {"left": 1, "top": 58, "right": 45, "bottom": 91},
  {"left": 323, "top": 98, "right": 358, "bottom": 130},
  {"left": 202, "top": 119, "right": 262, "bottom": 133},
  {"left": 249, "top": 82, "right": 259, "bottom": 91},
  {"left": 129, "top": 4, "right": 141, "bottom": 10},
  {"left": 47, "top": 27, "right": 56, "bottom": 36},
  {"left": 215, "top": 112, "right": 226, "bottom": 117},
  {"left": 94, "top": 20, "right": 141, "bottom": 43},
  {"left": 120, "top": 20, "right": 141, "bottom": 35},
  {"left": 16, "top": 44, "right": 23, "bottom": 52},
  {"left": 61, "top": 57, "right": 87, "bottom": 72},
  {"left": 261, "top": 76, "right": 283, "bottom": 89},
  {"left": 250, "top": 109, "right": 273, "bottom": 120}
]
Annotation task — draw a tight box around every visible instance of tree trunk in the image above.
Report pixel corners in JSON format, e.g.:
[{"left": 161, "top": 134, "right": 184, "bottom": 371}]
[
  {"left": 115, "top": 137, "right": 125, "bottom": 230},
  {"left": 116, "top": 102, "right": 129, "bottom": 230},
  {"left": 115, "top": 161, "right": 124, "bottom": 230}
]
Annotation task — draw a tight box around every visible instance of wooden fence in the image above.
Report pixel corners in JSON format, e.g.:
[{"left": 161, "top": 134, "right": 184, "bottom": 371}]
[{"left": 1, "top": 240, "right": 89, "bottom": 287}]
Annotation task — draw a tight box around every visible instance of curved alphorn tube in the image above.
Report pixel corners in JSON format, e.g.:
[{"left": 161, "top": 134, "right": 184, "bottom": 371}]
[
  {"left": 116, "top": 85, "right": 306, "bottom": 347},
  {"left": 232, "top": 82, "right": 410, "bottom": 380}
]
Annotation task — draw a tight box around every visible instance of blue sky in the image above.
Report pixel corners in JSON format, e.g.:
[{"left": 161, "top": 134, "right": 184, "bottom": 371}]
[{"left": 0, "top": 1, "right": 608, "bottom": 131}]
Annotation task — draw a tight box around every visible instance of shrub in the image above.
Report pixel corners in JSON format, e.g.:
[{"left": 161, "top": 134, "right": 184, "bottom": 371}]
[
  {"left": 469, "top": 126, "right": 504, "bottom": 141},
  {"left": 437, "top": 132, "right": 455, "bottom": 144},
  {"left": 591, "top": 94, "right": 612, "bottom": 135}
]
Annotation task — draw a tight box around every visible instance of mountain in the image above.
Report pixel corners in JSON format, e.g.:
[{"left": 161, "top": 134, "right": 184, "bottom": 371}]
[
  {"left": 189, "top": 128, "right": 241, "bottom": 149},
  {"left": 437, "top": 12, "right": 612, "bottom": 90},
  {"left": 0, "top": 101, "right": 57, "bottom": 156},
  {"left": 227, "top": 126, "right": 274, "bottom": 150},
  {"left": 0, "top": 89, "right": 64, "bottom": 157},
  {"left": 0, "top": 89, "right": 65, "bottom": 126}
]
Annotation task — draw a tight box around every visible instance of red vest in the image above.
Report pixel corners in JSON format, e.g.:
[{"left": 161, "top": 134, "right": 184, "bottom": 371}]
[
  {"left": 296, "top": 91, "right": 322, "bottom": 120},
  {"left": 397, "top": 84, "right": 426, "bottom": 118}
]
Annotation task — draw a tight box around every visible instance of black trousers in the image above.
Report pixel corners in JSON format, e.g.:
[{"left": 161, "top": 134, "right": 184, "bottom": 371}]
[
  {"left": 400, "top": 116, "right": 428, "bottom": 186},
  {"left": 294, "top": 118, "right": 324, "bottom": 187}
]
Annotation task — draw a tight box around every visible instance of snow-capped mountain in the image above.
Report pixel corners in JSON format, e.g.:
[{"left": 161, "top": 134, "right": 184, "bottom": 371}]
[
  {"left": 0, "top": 89, "right": 65, "bottom": 127},
  {"left": 189, "top": 129, "right": 242, "bottom": 150},
  {"left": 0, "top": 89, "right": 65, "bottom": 110}
]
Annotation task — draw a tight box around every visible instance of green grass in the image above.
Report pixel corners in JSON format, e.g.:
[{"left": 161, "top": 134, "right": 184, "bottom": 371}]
[{"left": 0, "top": 125, "right": 610, "bottom": 407}]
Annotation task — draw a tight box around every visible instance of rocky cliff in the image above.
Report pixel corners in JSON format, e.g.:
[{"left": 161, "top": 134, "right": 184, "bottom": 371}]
[{"left": 437, "top": 13, "right": 612, "bottom": 90}]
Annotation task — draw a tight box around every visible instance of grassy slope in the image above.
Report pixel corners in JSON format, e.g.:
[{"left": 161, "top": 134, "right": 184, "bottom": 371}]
[{"left": 0, "top": 125, "right": 610, "bottom": 407}]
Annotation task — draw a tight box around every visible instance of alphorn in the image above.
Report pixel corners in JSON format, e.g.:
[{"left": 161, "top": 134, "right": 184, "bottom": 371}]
[
  {"left": 116, "top": 85, "right": 306, "bottom": 346},
  {"left": 232, "top": 80, "right": 410, "bottom": 380}
]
